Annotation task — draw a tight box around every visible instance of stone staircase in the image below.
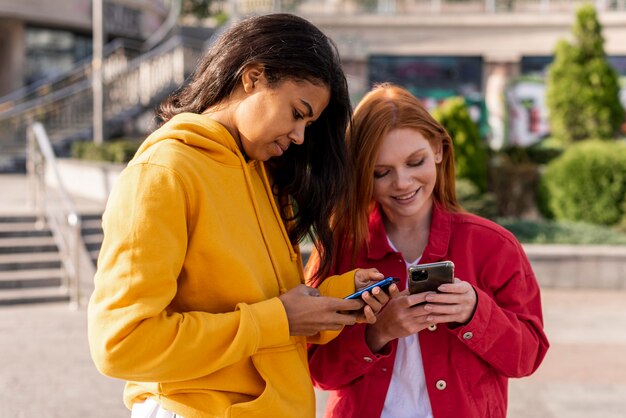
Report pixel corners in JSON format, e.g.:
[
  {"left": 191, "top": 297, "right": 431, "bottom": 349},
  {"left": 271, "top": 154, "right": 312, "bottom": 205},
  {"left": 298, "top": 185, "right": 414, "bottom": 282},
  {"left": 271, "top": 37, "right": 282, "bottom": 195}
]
[{"left": 0, "top": 213, "right": 103, "bottom": 306}]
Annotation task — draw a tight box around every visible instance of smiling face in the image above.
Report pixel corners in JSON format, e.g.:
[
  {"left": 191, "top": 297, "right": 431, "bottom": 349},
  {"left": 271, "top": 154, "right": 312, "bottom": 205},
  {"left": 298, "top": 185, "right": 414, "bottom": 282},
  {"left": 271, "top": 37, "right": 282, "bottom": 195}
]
[
  {"left": 372, "top": 127, "right": 442, "bottom": 225},
  {"left": 233, "top": 71, "right": 330, "bottom": 161}
]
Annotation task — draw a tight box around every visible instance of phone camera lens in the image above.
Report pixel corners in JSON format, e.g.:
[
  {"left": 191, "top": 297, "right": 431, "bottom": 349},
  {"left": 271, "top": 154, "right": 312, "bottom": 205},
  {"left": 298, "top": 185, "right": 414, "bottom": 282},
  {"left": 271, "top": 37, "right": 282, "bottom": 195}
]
[{"left": 411, "top": 269, "right": 428, "bottom": 282}]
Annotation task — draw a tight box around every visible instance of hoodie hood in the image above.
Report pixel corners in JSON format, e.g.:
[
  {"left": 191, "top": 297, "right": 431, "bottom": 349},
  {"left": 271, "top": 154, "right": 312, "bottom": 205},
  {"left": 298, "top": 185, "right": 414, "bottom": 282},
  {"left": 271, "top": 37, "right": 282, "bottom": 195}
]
[{"left": 133, "top": 113, "right": 243, "bottom": 166}]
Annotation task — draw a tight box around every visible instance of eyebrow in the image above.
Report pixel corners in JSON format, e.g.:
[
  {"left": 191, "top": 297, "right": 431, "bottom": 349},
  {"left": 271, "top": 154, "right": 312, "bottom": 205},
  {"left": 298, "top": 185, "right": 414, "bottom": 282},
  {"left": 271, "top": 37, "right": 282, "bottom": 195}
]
[{"left": 299, "top": 99, "right": 314, "bottom": 117}]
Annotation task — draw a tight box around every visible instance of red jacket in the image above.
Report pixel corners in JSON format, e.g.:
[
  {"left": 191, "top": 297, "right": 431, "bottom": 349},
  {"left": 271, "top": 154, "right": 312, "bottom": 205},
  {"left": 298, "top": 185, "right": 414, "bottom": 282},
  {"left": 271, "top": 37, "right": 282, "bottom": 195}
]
[{"left": 309, "top": 204, "right": 549, "bottom": 418}]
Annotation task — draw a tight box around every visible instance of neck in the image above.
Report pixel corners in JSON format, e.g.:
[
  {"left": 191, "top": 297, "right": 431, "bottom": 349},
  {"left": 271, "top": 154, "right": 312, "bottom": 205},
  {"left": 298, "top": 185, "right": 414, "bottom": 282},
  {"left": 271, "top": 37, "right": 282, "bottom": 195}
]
[
  {"left": 382, "top": 202, "right": 434, "bottom": 262},
  {"left": 201, "top": 91, "right": 245, "bottom": 156}
]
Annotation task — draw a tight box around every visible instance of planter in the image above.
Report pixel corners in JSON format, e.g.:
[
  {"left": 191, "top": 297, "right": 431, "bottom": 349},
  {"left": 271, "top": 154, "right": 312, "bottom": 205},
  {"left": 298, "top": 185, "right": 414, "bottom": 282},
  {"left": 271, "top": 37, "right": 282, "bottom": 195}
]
[{"left": 524, "top": 244, "right": 626, "bottom": 289}]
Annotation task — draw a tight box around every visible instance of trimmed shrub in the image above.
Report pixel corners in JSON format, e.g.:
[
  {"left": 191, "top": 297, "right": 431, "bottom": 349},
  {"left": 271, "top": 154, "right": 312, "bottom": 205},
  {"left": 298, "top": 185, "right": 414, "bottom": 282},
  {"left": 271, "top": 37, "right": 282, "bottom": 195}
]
[
  {"left": 497, "top": 217, "right": 626, "bottom": 245},
  {"left": 71, "top": 138, "right": 141, "bottom": 164},
  {"left": 433, "top": 96, "right": 489, "bottom": 193},
  {"left": 541, "top": 139, "right": 626, "bottom": 225},
  {"left": 545, "top": 4, "right": 624, "bottom": 143}
]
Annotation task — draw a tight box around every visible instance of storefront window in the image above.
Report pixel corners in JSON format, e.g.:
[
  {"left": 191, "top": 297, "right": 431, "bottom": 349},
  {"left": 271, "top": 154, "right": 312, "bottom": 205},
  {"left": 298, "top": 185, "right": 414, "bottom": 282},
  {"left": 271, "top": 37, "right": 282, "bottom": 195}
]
[{"left": 25, "top": 27, "right": 91, "bottom": 85}]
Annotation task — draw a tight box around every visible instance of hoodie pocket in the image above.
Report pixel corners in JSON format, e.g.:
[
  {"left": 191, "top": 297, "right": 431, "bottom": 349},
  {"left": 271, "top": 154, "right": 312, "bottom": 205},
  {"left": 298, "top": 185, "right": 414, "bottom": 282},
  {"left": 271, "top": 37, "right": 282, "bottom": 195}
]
[{"left": 228, "top": 344, "right": 314, "bottom": 418}]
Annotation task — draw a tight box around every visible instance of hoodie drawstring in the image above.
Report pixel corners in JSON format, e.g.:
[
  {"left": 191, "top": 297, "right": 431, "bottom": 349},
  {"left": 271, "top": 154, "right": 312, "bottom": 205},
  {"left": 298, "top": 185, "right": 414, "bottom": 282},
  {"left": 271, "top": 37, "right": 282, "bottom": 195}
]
[{"left": 237, "top": 157, "right": 299, "bottom": 294}]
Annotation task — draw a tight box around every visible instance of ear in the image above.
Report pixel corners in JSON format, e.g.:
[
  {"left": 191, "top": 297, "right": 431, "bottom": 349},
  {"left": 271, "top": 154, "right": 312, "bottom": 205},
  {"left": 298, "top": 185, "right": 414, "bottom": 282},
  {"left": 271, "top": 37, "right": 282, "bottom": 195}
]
[{"left": 241, "top": 64, "right": 264, "bottom": 93}]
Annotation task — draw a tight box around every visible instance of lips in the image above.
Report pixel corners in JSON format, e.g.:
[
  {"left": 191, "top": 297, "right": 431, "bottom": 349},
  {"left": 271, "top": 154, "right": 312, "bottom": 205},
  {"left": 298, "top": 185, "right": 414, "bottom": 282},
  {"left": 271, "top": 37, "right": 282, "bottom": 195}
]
[
  {"left": 274, "top": 141, "right": 290, "bottom": 156},
  {"left": 392, "top": 188, "right": 419, "bottom": 201}
]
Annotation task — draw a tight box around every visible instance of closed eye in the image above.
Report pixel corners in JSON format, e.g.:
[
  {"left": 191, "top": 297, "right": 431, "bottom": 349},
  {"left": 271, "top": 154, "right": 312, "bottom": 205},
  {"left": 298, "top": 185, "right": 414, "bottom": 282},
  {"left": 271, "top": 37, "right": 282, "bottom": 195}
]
[
  {"left": 374, "top": 170, "right": 390, "bottom": 179},
  {"left": 408, "top": 158, "right": 426, "bottom": 167}
]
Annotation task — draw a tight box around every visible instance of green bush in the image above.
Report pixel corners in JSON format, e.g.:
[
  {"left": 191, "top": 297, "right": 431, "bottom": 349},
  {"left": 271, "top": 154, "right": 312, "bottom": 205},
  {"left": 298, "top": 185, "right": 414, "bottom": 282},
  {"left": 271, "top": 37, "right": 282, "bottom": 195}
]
[
  {"left": 545, "top": 4, "right": 624, "bottom": 143},
  {"left": 541, "top": 139, "right": 626, "bottom": 225},
  {"left": 497, "top": 217, "right": 626, "bottom": 245},
  {"left": 433, "top": 96, "right": 489, "bottom": 192},
  {"left": 456, "top": 178, "right": 498, "bottom": 219},
  {"left": 71, "top": 139, "right": 141, "bottom": 163}
]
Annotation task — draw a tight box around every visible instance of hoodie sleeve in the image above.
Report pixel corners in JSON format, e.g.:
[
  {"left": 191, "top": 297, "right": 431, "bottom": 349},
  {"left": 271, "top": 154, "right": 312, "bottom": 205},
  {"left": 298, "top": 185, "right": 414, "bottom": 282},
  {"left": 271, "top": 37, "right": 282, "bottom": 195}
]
[{"left": 87, "top": 162, "right": 291, "bottom": 383}]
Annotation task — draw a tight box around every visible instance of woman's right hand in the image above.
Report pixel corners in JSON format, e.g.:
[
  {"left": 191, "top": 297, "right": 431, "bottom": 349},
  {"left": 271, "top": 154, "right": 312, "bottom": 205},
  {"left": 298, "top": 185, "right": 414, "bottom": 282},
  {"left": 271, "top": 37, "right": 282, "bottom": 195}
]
[
  {"left": 364, "top": 289, "right": 433, "bottom": 352},
  {"left": 279, "top": 284, "right": 367, "bottom": 336}
]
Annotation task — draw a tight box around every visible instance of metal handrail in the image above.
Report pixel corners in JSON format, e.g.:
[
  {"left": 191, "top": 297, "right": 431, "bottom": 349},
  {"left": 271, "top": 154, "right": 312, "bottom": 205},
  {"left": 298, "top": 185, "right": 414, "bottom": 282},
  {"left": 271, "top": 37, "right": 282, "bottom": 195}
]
[{"left": 26, "top": 122, "right": 95, "bottom": 309}]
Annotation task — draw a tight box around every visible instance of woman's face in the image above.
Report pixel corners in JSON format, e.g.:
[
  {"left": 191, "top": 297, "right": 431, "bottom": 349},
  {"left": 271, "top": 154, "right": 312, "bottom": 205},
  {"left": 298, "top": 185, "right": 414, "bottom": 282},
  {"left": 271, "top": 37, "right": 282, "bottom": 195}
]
[
  {"left": 234, "top": 76, "right": 330, "bottom": 161},
  {"left": 372, "top": 128, "right": 442, "bottom": 224}
]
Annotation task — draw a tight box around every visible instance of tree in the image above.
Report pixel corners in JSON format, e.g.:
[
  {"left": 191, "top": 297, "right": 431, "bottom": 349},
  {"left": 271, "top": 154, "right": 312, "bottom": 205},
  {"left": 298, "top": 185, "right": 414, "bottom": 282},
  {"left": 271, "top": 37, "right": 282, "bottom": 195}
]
[{"left": 546, "top": 4, "right": 624, "bottom": 143}]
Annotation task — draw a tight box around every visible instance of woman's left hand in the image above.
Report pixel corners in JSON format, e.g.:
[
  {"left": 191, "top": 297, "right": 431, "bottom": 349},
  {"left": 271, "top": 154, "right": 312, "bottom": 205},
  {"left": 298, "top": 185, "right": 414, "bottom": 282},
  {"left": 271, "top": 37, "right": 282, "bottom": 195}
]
[
  {"left": 423, "top": 278, "right": 477, "bottom": 325},
  {"left": 353, "top": 268, "right": 391, "bottom": 324}
]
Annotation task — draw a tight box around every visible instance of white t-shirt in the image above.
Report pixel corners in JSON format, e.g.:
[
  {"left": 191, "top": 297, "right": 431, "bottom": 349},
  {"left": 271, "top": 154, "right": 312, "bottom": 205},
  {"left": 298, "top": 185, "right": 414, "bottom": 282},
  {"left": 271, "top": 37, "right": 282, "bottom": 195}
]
[{"left": 381, "top": 238, "right": 433, "bottom": 418}]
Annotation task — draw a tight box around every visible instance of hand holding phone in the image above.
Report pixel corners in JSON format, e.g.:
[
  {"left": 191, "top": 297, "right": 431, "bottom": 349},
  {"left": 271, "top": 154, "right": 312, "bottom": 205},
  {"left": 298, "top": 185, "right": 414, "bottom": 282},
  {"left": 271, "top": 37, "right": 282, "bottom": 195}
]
[
  {"left": 344, "top": 277, "right": 400, "bottom": 300},
  {"left": 408, "top": 261, "right": 454, "bottom": 294}
]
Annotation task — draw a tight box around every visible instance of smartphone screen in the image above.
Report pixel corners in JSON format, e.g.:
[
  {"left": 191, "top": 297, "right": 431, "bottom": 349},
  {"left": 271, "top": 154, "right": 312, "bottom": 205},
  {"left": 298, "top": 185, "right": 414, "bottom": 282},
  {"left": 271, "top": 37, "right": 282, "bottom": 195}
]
[{"left": 344, "top": 277, "right": 399, "bottom": 300}]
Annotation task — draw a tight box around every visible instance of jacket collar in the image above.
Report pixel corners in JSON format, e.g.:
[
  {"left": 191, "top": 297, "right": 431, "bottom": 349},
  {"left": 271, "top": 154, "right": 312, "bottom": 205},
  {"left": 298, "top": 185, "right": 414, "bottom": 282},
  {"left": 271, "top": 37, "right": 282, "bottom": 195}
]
[{"left": 366, "top": 202, "right": 452, "bottom": 261}]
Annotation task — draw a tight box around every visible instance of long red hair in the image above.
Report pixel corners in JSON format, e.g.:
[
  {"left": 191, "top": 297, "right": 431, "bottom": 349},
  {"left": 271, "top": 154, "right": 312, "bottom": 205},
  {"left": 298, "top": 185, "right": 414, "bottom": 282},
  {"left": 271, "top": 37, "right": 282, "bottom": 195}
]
[{"left": 310, "top": 83, "right": 462, "bottom": 283}]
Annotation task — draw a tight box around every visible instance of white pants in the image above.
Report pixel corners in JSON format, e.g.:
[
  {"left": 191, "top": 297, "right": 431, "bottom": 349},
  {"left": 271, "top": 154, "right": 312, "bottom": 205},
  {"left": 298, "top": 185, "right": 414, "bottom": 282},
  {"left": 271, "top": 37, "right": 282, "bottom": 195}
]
[{"left": 131, "top": 398, "right": 179, "bottom": 418}]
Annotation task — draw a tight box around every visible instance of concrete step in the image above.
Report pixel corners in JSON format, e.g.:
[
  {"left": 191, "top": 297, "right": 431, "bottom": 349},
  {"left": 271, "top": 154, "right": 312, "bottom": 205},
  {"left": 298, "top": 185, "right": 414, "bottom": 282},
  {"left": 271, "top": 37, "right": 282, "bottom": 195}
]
[
  {"left": 0, "top": 252, "right": 62, "bottom": 271},
  {"left": 0, "top": 214, "right": 37, "bottom": 223},
  {"left": 0, "top": 222, "right": 53, "bottom": 237},
  {"left": 0, "top": 236, "right": 58, "bottom": 253},
  {"left": 83, "top": 233, "right": 104, "bottom": 245},
  {"left": 0, "top": 268, "right": 64, "bottom": 289},
  {"left": 0, "top": 286, "right": 70, "bottom": 306}
]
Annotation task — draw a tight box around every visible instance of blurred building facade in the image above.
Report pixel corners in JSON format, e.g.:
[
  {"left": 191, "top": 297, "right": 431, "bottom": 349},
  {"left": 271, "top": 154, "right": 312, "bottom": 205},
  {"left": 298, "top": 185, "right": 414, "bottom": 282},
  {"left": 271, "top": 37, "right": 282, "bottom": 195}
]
[
  {"left": 233, "top": 0, "right": 626, "bottom": 147},
  {"left": 0, "top": 0, "right": 169, "bottom": 97}
]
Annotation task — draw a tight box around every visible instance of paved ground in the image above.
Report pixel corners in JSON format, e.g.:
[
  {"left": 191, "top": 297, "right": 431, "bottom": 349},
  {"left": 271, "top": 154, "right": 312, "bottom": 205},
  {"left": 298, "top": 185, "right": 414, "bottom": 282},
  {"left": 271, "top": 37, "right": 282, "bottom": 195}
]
[
  {"left": 2, "top": 173, "right": 626, "bottom": 417},
  {"left": 1, "top": 289, "right": 625, "bottom": 418}
]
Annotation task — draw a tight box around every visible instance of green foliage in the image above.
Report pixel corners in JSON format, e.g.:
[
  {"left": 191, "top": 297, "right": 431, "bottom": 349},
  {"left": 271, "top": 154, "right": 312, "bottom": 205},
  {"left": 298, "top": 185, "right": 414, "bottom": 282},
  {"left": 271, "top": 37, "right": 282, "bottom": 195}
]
[
  {"left": 497, "top": 217, "right": 626, "bottom": 245},
  {"left": 545, "top": 4, "right": 624, "bottom": 143},
  {"left": 181, "top": 0, "right": 212, "bottom": 19},
  {"left": 541, "top": 139, "right": 626, "bottom": 225},
  {"left": 456, "top": 178, "right": 498, "bottom": 219},
  {"left": 433, "top": 97, "right": 489, "bottom": 193},
  {"left": 72, "top": 139, "right": 141, "bottom": 164}
]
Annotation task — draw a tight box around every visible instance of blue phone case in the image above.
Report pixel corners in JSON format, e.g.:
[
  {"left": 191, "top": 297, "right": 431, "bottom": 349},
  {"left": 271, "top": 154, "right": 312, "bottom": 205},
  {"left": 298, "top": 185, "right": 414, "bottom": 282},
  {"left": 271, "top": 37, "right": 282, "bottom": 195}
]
[{"left": 344, "top": 277, "right": 399, "bottom": 300}]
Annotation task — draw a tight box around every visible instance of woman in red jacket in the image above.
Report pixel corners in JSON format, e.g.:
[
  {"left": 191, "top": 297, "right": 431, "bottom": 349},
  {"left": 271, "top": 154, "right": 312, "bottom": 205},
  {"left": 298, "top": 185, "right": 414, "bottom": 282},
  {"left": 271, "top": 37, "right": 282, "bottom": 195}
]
[{"left": 307, "top": 84, "right": 549, "bottom": 418}]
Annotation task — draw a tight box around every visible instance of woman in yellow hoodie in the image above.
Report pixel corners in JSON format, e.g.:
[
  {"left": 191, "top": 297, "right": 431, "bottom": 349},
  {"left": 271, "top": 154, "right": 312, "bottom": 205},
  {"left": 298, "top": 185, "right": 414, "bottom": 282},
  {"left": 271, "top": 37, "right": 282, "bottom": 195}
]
[{"left": 88, "top": 13, "right": 389, "bottom": 418}]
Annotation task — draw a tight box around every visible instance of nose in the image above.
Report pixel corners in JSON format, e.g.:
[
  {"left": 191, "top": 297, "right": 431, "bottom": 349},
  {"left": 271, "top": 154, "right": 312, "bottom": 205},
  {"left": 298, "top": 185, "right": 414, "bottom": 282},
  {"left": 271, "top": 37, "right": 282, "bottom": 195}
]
[
  {"left": 393, "top": 168, "right": 412, "bottom": 189},
  {"left": 289, "top": 122, "right": 306, "bottom": 145}
]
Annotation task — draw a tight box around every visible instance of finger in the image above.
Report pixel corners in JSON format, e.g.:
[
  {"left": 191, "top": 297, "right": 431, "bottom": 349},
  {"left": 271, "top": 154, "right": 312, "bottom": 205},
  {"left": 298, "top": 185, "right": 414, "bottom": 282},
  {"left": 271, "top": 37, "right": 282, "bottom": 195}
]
[
  {"left": 370, "top": 287, "right": 390, "bottom": 305},
  {"left": 388, "top": 284, "right": 402, "bottom": 298},
  {"left": 424, "top": 302, "right": 463, "bottom": 316},
  {"left": 362, "top": 291, "right": 384, "bottom": 314},
  {"left": 331, "top": 297, "right": 366, "bottom": 312},
  {"left": 405, "top": 292, "right": 433, "bottom": 307},
  {"left": 333, "top": 311, "right": 359, "bottom": 326},
  {"left": 437, "top": 279, "right": 470, "bottom": 294},
  {"left": 357, "top": 305, "right": 377, "bottom": 324}
]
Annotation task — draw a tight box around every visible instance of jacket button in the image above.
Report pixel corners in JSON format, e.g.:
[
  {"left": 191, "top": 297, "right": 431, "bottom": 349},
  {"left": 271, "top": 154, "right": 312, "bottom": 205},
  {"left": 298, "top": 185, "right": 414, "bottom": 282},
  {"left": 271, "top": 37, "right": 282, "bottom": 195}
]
[
  {"left": 363, "top": 356, "right": 373, "bottom": 363},
  {"left": 428, "top": 324, "right": 437, "bottom": 331},
  {"left": 463, "top": 332, "right": 473, "bottom": 340},
  {"left": 436, "top": 380, "right": 447, "bottom": 390},
  {"left": 381, "top": 367, "right": 388, "bottom": 372}
]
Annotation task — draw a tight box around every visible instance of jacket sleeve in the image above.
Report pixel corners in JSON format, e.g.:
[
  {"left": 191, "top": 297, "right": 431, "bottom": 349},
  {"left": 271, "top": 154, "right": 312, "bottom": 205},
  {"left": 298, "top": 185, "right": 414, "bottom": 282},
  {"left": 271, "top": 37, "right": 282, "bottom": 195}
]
[
  {"left": 87, "top": 163, "right": 291, "bottom": 383},
  {"left": 448, "top": 237, "right": 549, "bottom": 377},
  {"left": 307, "top": 269, "right": 358, "bottom": 345},
  {"left": 308, "top": 323, "right": 393, "bottom": 390}
]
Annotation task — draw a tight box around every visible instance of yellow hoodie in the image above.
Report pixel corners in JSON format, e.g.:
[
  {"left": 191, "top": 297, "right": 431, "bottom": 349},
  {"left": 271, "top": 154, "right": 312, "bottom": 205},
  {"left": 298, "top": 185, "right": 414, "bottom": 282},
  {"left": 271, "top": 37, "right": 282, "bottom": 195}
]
[{"left": 88, "top": 113, "right": 355, "bottom": 417}]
